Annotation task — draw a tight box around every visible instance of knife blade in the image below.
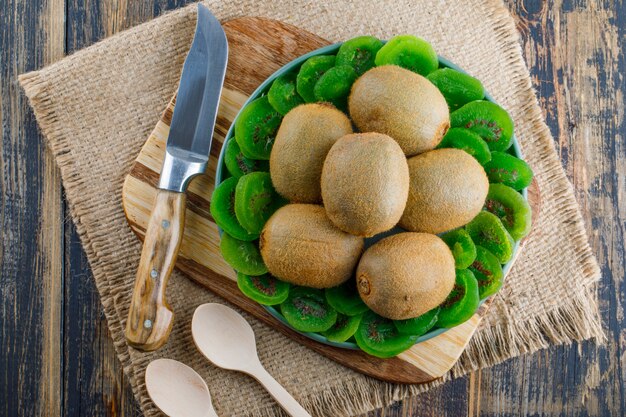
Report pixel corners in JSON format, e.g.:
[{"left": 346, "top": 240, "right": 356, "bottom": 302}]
[
  {"left": 160, "top": 3, "right": 228, "bottom": 192},
  {"left": 125, "top": 4, "right": 228, "bottom": 352}
]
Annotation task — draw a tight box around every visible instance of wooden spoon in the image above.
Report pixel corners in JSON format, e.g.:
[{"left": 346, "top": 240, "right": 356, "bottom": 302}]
[
  {"left": 145, "top": 358, "right": 218, "bottom": 417},
  {"left": 192, "top": 303, "right": 312, "bottom": 417}
]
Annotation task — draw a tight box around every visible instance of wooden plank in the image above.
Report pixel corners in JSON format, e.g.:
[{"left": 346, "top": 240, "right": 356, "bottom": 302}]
[
  {"left": 470, "top": 1, "right": 626, "bottom": 416},
  {"left": 0, "top": 0, "right": 65, "bottom": 416},
  {"left": 39, "top": 3, "right": 66, "bottom": 414}
]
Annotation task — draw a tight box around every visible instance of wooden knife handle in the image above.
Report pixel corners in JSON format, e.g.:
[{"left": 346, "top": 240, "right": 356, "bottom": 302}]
[{"left": 125, "top": 189, "right": 186, "bottom": 351}]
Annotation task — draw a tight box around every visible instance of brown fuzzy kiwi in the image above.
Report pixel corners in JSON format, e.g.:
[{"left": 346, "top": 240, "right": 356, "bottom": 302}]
[
  {"left": 321, "top": 132, "right": 409, "bottom": 237},
  {"left": 357, "top": 233, "right": 455, "bottom": 320},
  {"left": 400, "top": 148, "right": 489, "bottom": 234},
  {"left": 270, "top": 103, "right": 353, "bottom": 203},
  {"left": 348, "top": 65, "right": 449, "bottom": 156},
  {"left": 260, "top": 204, "right": 364, "bottom": 288}
]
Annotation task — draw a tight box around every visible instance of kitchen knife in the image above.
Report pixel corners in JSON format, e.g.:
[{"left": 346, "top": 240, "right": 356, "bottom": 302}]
[{"left": 125, "top": 4, "right": 228, "bottom": 351}]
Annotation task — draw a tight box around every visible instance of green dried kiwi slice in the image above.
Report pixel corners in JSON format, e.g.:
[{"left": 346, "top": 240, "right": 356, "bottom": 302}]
[
  {"left": 267, "top": 72, "right": 304, "bottom": 116},
  {"left": 234, "top": 172, "right": 286, "bottom": 235},
  {"left": 237, "top": 272, "right": 290, "bottom": 306},
  {"left": 436, "top": 269, "right": 480, "bottom": 328},
  {"left": 219, "top": 233, "right": 268, "bottom": 276},
  {"left": 313, "top": 65, "right": 358, "bottom": 111},
  {"left": 280, "top": 287, "right": 338, "bottom": 333},
  {"left": 224, "top": 139, "right": 269, "bottom": 179},
  {"left": 336, "top": 35, "right": 383, "bottom": 75},
  {"left": 426, "top": 68, "right": 485, "bottom": 110},
  {"left": 484, "top": 183, "right": 532, "bottom": 240},
  {"left": 234, "top": 96, "right": 282, "bottom": 160},
  {"left": 210, "top": 177, "right": 259, "bottom": 241},
  {"left": 374, "top": 34, "right": 438, "bottom": 76},
  {"left": 393, "top": 307, "right": 440, "bottom": 336},
  {"left": 296, "top": 55, "right": 336, "bottom": 103},
  {"left": 322, "top": 313, "right": 363, "bottom": 343},
  {"left": 466, "top": 211, "right": 514, "bottom": 264},
  {"left": 484, "top": 151, "right": 534, "bottom": 191},
  {"left": 436, "top": 127, "right": 492, "bottom": 165},
  {"left": 325, "top": 280, "right": 369, "bottom": 316},
  {"left": 355, "top": 311, "right": 418, "bottom": 358},
  {"left": 450, "top": 100, "right": 514, "bottom": 152},
  {"left": 468, "top": 246, "right": 504, "bottom": 299},
  {"left": 440, "top": 228, "right": 477, "bottom": 269}
]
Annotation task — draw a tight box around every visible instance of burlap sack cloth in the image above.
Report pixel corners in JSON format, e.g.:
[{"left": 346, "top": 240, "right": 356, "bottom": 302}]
[{"left": 20, "top": 0, "right": 604, "bottom": 415}]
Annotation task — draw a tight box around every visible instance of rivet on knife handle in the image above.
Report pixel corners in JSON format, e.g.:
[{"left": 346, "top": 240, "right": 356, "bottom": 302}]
[{"left": 125, "top": 190, "right": 186, "bottom": 351}]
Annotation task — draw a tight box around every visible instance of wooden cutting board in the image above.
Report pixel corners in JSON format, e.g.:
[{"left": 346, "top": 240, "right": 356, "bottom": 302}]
[{"left": 122, "top": 16, "right": 540, "bottom": 384}]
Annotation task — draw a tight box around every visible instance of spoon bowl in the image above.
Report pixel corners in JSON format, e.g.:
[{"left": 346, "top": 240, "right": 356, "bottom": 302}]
[
  {"left": 145, "top": 358, "right": 218, "bottom": 417},
  {"left": 192, "top": 303, "right": 258, "bottom": 371}
]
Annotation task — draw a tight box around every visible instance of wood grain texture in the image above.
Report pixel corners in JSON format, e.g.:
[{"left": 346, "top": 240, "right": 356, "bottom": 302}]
[
  {"left": 1, "top": 0, "right": 623, "bottom": 415},
  {"left": 0, "top": 0, "right": 65, "bottom": 416},
  {"left": 121, "top": 16, "right": 539, "bottom": 384},
  {"left": 126, "top": 189, "right": 185, "bottom": 351}
]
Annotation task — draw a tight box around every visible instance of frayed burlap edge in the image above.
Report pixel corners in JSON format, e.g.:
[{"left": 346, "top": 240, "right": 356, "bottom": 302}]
[{"left": 19, "top": 0, "right": 604, "bottom": 415}]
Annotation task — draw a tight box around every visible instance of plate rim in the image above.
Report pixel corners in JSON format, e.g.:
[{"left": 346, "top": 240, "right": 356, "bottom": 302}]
[{"left": 215, "top": 41, "right": 526, "bottom": 351}]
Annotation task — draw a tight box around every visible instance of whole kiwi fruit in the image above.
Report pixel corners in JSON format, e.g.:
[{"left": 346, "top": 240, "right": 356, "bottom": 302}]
[
  {"left": 270, "top": 103, "right": 353, "bottom": 203},
  {"left": 400, "top": 148, "right": 489, "bottom": 234},
  {"left": 321, "top": 132, "right": 409, "bottom": 237},
  {"left": 357, "top": 233, "right": 456, "bottom": 320},
  {"left": 348, "top": 65, "right": 449, "bottom": 156},
  {"left": 260, "top": 204, "right": 364, "bottom": 288}
]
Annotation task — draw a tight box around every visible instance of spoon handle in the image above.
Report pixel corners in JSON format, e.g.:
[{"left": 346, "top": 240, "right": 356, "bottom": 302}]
[{"left": 249, "top": 364, "right": 311, "bottom": 417}]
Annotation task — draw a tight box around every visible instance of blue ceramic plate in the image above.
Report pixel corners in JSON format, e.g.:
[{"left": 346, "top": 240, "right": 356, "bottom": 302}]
[{"left": 215, "top": 42, "right": 527, "bottom": 351}]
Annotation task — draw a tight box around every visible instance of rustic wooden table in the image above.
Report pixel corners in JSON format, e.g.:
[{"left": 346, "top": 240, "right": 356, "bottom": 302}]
[{"left": 1, "top": 1, "right": 623, "bottom": 416}]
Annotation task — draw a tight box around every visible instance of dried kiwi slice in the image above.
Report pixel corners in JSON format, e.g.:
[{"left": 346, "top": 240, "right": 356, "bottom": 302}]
[
  {"left": 450, "top": 100, "right": 514, "bottom": 152},
  {"left": 237, "top": 272, "right": 289, "bottom": 306},
  {"left": 466, "top": 211, "right": 514, "bottom": 264},
  {"left": 426, "top": 68, "right": 485, "bottom": 110},
  {"left": 374, "top": 34, "right": 438, "bottom": 76},
  {"left": 322, "top": 313, "right": 363, "bottom": 343},
  {"left": 440, "top": 228, "right": 477, "bottom": 269},
  {"left": 210, "top": 177, "right": 259, "bottom": 241},
  {"left": 394, "top": 307, "right": 440, "bottom": 336},
  {"left": 325, "top": 280, "right": 369, "bottom": 316},
  {"left": 313, "top": 65, "right": 358, "bottom": 111},
  {"left": 484, "top": 151, "right": 534, "bottom": 190},
  {"left": 219, "top": 233, "right": 268, "bottom": 276},
  {"left": 436, "top": 127, "right": 491, "bottom": 165},
  {"left": 280, "top": 287, "right": 337, "bottom": 332},
  {"left": 336, "top": 35, "right": 383, "bottom": 75},
  {"left": 296, "top": 55, "right": 336, "bottom": 103},
  {"left": 354, "top": 311, "right": 418, "bottom": 358},
  {"left": 234, "top": 172, "right": 286, "bottom": 235},
  {"left": 436, "top": 269, "right": 480, "bottom": 328},
  {"left": 224, "top": 139, "right": 269, "bottom": 179},
  {"left": 234, "top": 96, "right": 282, "bottom": 160},
  {"left": 468, "top": 246, "right": 504, "bottom": 299},
  {"left": 484, "top": 183, "right": 532, "bottom": 240},
  {"left": 267, "top": 72, "right": 304, "bottom": 116}
]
